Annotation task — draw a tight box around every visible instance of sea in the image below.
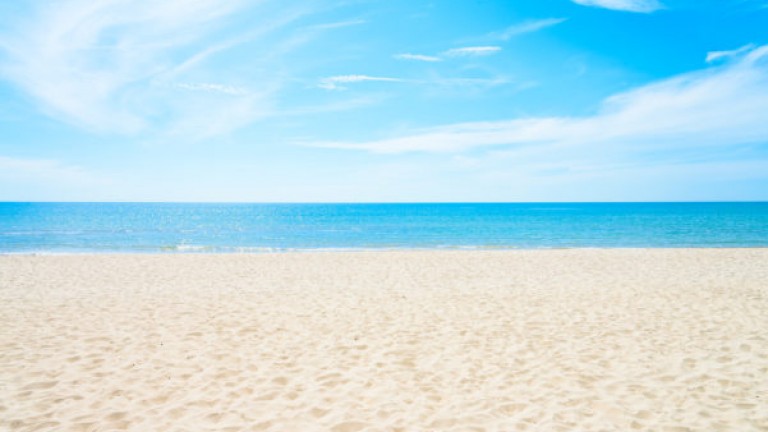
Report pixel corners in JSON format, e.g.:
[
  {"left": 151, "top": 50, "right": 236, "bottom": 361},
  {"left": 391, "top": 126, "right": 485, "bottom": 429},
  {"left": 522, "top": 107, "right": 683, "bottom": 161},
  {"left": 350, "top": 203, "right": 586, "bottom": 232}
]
[{"left": 1, "top": 202, "right": 767, "bottom": 253}]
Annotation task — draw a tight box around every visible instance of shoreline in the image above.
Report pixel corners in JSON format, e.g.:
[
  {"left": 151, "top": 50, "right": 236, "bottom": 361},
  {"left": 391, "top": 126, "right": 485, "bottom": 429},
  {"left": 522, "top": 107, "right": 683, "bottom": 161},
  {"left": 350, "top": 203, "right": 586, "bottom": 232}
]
[
  {"left": 3, "top": 245, "right": 768, "bottom": 256},
  {"left": 2, "top": 249, "right": 766, "bottom": 430}
]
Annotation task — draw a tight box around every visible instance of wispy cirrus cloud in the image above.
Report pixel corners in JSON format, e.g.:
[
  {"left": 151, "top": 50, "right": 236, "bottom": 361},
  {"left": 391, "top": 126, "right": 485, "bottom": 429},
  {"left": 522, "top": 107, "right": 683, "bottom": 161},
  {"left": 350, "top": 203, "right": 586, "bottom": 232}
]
[
  {"left": 491, "top": 18, "right": 567, "bottom": 40},
  {"left": 706, "top": 44, "right": 756, "bottom": 63},
  {"left": 396, "top": 17, "right": 565, "bottom": 63},
  {"left": 0, "top": 0, "right": 333, "bottom": 141},
  {"left": 394, "top": 53, "right": 443, "bottom": 62},
  {"left": 318, "top": 75, "right": 404, "bottom": 91},
  {"left": 308, "top": 45, "right": 768, "bottom": 156},
  {"left": 571, "top": 0, "right": 664, "bottom": 13},
  {"left": 176, "top": 82, "right": 250, "bottom": 96},
  {"left": 317, "top": 74, "right": 515, "bottom": 92},
  {"left": 0, "top": 0, "right": 248, "bottom": 134},
  {"left": 443, "top": 46, "right": 502, "bottom": 57},
  {"left": 308, "top": 19, "right": 366, "bottom": 30},
  {"left": 395, "top": 46, "right": 502, "bottom": 62}
]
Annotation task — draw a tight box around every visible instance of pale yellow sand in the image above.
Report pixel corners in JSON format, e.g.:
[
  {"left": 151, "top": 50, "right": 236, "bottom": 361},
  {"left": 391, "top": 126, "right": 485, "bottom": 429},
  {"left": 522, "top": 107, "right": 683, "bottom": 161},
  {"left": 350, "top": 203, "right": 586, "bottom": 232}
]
[{"left": 1, "top": 250, "right": 767, "bottom": 432}]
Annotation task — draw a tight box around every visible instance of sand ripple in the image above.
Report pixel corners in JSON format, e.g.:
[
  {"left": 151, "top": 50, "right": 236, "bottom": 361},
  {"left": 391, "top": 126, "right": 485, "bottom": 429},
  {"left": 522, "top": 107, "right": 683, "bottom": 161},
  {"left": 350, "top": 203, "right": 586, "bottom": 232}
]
[{"left": 1, "top": 250, "right": 767, "bottom": 431}]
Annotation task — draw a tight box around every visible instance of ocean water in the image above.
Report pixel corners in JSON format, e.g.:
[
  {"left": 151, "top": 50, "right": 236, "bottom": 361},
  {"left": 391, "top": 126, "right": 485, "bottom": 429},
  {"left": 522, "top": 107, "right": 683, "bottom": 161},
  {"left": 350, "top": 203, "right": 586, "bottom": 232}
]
[{"left": 0, "top": 202, "right": 767, "bottom": 253}]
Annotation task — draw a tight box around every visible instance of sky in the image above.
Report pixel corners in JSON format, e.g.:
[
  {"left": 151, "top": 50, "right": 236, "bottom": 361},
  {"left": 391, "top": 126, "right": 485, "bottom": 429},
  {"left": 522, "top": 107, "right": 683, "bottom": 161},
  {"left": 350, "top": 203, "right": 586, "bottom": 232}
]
[{"left": 0, "top": 0, "right": 767, "bottom": 202}]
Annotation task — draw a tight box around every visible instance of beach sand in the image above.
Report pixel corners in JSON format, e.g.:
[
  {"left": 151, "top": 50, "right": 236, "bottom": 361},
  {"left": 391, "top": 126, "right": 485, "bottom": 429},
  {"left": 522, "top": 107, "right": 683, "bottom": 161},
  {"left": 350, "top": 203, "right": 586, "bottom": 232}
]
[{"left": 1, "top": 249, "right": 767, "bottom": 431}]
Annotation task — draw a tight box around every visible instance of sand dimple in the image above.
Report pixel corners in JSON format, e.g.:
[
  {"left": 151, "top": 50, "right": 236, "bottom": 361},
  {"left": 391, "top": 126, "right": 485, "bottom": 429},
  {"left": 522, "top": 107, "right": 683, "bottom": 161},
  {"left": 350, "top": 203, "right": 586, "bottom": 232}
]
[{"left": 1, "top": 250, "right": 767, "bottom": 431}]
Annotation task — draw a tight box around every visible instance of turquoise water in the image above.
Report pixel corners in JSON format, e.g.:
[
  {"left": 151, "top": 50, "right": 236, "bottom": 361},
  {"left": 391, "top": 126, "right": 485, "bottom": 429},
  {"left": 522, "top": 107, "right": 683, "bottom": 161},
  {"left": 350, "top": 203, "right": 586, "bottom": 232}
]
[{"left": 1, "top": 202, "right": 767, "bottom": 253}]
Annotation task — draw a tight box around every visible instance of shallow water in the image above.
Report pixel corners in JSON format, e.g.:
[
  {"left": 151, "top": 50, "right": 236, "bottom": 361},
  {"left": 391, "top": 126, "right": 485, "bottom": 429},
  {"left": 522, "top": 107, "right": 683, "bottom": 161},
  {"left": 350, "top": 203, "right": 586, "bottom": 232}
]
[{"left": 1, "top": 202, "right": 767, "bottom": 253}]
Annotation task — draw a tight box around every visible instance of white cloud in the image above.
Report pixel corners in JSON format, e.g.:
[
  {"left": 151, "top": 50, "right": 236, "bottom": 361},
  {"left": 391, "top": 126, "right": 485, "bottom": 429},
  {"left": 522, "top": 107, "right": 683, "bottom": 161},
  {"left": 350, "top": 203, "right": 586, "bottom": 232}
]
[
  {"left": 394, "top": 18, "right": 567, "bottom": 62},
  {"left": 394, "top": 53, "right": 442, "bottom": 62},
  {"left": 393, "top": 48, "right": 501, "bottom": 62},
  {"left": 307, "top": 45, "right": 768, "bottom": 155},
  {"left": 176, "top": 82, "right": 249, "bottom": 96},
  {"left": 318, "top": 75, "right": 404, "bottom": 91},
  {"left": 492, "top": 18, "right": 567, "bottom": 40},
  {"left": 396, "top": 19, "right": 560, "bottom": 64},
  {"left": 317, "top": 74, "right": 514, "bottom": 92},
  {"left": 571, "top": 0, "right": 664, "bottom": 13},
  {"left": 0, "top": 0, "right": 243, "bottom": 133},
  {"left": 0, "top": 0, "right": 313, "bottom": 140},
  {"left": 443, "top": 46, "right": 502, "bottom": 57},
  {"left": 706, "top": 44, "right": 756, "bottom": 63},
  {"left": 308, "top": 19, "right": 366, "bottom": 30}
]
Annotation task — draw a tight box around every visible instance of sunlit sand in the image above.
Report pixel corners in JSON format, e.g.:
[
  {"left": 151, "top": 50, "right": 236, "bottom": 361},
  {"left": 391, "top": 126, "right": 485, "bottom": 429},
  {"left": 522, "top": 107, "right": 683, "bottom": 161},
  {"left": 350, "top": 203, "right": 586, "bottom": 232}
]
[{"left": 1, "top": 249, "right": 767, "bottom": 431}]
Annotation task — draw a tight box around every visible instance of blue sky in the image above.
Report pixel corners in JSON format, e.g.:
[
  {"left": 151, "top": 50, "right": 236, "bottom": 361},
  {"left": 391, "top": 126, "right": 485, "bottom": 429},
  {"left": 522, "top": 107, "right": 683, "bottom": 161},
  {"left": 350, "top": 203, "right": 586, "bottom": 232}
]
[{"left": 1, "top": 0, "right": 767, "bottom": 202}]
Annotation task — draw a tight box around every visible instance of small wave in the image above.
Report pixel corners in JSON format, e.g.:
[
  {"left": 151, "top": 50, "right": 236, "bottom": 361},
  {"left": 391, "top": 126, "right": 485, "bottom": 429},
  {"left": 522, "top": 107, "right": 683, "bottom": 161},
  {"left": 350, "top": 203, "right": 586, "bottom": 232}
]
[{"left": 159, "top": 244, "right": 220, "bottom": 252}]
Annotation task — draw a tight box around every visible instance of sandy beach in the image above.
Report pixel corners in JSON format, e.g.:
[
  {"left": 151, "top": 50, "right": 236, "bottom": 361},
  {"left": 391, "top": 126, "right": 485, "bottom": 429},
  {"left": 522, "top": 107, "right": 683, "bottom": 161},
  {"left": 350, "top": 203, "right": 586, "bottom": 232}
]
[{"left": 1, "top": 249, "right": 767, "bottom": 431}]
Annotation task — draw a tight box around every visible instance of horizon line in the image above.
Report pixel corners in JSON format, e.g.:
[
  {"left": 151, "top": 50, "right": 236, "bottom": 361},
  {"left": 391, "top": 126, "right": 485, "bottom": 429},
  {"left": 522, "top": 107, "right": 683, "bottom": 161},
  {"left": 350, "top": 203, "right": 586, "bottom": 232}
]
[{"left": 2, "top": 201, "right": 767, "bottom": 205}]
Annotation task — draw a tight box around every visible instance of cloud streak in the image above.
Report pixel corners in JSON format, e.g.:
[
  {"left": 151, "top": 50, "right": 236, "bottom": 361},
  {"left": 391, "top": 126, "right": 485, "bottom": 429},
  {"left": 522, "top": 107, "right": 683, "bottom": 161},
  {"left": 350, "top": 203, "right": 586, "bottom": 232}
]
[
  {"left": 0, "top": 0, "right": 245, "bottom": 133},
  {"left": 176, "top": 82, "right": 249, "bottom": 96},
  {"left": 491, "top": 18, "right": 567, "bottom": 40},
  {"left": 396, "top": 18, "right": 562, "bottom": 63},
  {"left": 395, "top": 46, "right": 502, "bottom": 62},
  {"left": 394, "top": 53, "right": 442, "bottom": 62},
  {"left": 308, "top": 45, "right": 768, "bottom": 156},
  {"left": 308, "top": 19, "right": 366, "bottom": 30},
  {"left": 318, "top": 75, "right": 404, "bottom": 90},
  {"left": 443, "top": 46, "right": 502, "bottom": 57},
  {"left": 0, "top": 0, "right": 319, "bottom": 140},
  {"left": 706, "top": 44, "right": 755, "bottom": 63},
  {"left": 571, "top": 0, "right": 664, "bottom": 13}
]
